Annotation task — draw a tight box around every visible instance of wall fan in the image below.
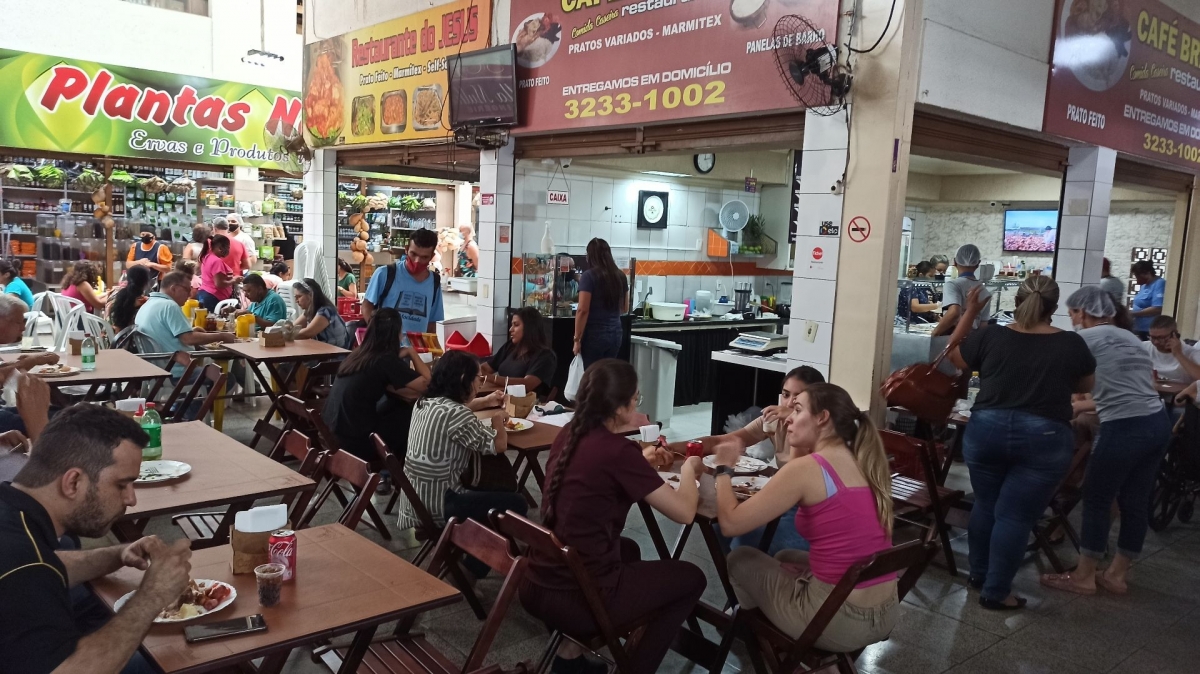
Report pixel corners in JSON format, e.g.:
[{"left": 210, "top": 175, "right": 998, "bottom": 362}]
[
  {"left": 773, "top": 15, "right": 851, "bottom": 115},
  {"left": 264, "top": 121, "right": 313, "bottom": 177},
  {"left": 719, "top": 199, "right": 750, "bottom": 233}
]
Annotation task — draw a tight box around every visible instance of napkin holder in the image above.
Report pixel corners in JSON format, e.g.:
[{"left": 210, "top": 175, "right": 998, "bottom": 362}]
[
  {"left": 259, "top": 327, "right": 285, "bottom": 348},
  {"left": 230, "top": 505, "right": 288, "bottom": 574},
  {"left": 505, "top": 393, "right": 536, "bottom": 419}
]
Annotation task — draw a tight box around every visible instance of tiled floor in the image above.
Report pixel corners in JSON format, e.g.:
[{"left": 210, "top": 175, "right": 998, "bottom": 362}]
[{"left": 106, "top": 401, "right": 1200, "bottom": 674}]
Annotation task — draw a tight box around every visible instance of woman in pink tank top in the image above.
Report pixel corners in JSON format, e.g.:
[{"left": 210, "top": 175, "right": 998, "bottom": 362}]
[{"left": 712, "top": 383, "right": 898, "bottom": 654}]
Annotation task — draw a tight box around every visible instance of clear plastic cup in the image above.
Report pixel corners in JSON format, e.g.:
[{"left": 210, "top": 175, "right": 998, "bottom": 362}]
[{"left": 255, "top": 563, "right": 285, "bottom": 607}]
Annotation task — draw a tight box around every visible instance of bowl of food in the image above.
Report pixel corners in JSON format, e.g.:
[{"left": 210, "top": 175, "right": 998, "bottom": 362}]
[
  {"left": 411, "top": 85, "right": 444, "bottom": 131},
  {"left": 304, "top": 50, "right": 344, "bottom": 146},
  {"left": 513, "top": 12, "right": 563, "bottom": 68},
  {"left": 1057, "top": 0, "right": 1131, "bottom": 92},
  {"left": 730, "top": 0, "right": 769, "bottom": 28},
  {"left": 380, "top": 90, "right": 408, "bottom": 134},
  {"left": 351, "top": 95, "right": 376, "bottom": 137}
]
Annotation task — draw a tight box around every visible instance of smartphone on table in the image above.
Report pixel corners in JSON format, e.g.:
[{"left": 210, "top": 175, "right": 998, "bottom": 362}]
[{"left": 183, "top": 614, "right": 267, "bottom": 643}]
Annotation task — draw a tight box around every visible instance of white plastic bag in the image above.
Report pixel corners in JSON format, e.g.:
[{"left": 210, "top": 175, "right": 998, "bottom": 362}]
[{"left": 564, "top": 355, "right": 585, "bottom": 401}]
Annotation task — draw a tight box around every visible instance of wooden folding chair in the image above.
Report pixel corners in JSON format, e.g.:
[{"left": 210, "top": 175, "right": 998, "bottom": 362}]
[
  {"left": 492, "top": 511, "right": 660, "bottom": 674},
  {"left": 295, "top": 359, "right": 342, "bottom": 408},
  {"left": 173, "top": 430, "right": 325, "bottom": 545},
  {"left": 710, "top": 540, "right": 940, "bottom": 674},
  {"left": 317, "top": 517, "right": 531, "bottom": 674},
  {"left": 295, "top": 449, "right": 381, "bottom": 532},
  {"left": 371, "top": 434, "right": 442, "bottom": 568},
  {"left": 145, "top": 351, "right": 198, "bottom": 408},
  {"left": 883, "top": 430, "right": 964, "bottom": 575},
  {"left": 163, "top": 363, "right": 227, "bottom": 424},
  {"left": 1030, "top": 432, "right": 1094, "bottom": 573}
]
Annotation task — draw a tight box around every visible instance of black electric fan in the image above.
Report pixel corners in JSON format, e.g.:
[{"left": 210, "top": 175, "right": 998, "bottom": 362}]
[{"left": 773, "top": 15, "right": 851, "bottom": 115}]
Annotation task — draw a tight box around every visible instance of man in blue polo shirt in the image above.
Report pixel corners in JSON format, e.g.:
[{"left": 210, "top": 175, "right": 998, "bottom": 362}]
[{"left": 361, "top": 227, "right": 443, "bottom": 334}]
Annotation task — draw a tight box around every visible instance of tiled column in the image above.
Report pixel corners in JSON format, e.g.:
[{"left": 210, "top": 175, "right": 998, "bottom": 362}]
[
  {"left": 302, "top": 148, "right": 338, "bottom": 295},
  {"left": 786, "top": 110, "right": 849, "bottom": 381},
  {"left": 476, "top": 144, "right": 516, "bottom": 350},
  {"left": 1053, "top": 146, "right": 1116, "bottom": 328}
]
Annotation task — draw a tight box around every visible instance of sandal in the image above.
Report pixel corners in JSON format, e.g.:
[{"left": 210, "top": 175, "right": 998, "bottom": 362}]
[
  {"left": 1096, "top": 572, "right": 1128, "bottom": 595},
  {"left": 1040, "top": 572, "right": 1096, "bottom": 595}
]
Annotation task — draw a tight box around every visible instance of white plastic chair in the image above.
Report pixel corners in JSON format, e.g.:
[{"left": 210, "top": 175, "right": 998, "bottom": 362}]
[
  {"left": 78, "top": 312, "right": 116, "bottom": 350},
  {"left": 213, "top": 298, "right": 239, "bottom": 316},
  {"left": 276, "top": 281, "right": 301, "bottom": 321}
]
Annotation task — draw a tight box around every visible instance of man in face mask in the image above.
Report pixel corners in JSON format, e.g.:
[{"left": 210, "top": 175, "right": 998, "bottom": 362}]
[
  {"left": 125, "top": 228, "right": 173, "bottom": 281},
  {"left": 361, "top": 227, "right": 443, "bottom": 334}
]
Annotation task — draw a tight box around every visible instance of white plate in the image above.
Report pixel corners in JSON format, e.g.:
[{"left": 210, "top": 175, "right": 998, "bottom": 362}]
[
  {"left": 512, "top": 13, "right": 562, "bottom": 68},
  {"left": 114, "top": 580, "right": 236, "bottom": 623},
  {"left": 731, "top": 475, "right": 771, "bottom": 497},
  {"left": 137, "top": 460, "right": 192, "bottom": 484},
  {"left": 658, "top": 471, "right": 699, "bottom": 489},
  {"left": 30, "top": 365, "right": 81, "bottom": 378},
  {"left": 505, "top": 419, "right": 535, "bottom": 432},
  {"left": 703, "top": 454, "right": 768, "bottom": 474}
]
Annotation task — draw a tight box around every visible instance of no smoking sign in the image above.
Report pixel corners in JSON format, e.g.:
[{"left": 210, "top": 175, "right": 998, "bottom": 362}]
[{"left": 848, "top": 216, "right": 871, "bottom": 243}]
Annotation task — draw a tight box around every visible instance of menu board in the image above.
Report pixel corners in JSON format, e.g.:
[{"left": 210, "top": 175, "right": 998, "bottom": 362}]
[
  {"left": 1044, "top": 0, "right": 1200, "bottom": 173},
  {"left": 509, "top": 0, "right": 838, "bottom": 134},
  {"left": 303, "top": 0, "right": 492, "bottom": 147}
]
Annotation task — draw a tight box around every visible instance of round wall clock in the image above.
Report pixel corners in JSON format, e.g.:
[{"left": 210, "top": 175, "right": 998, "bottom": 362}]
[{"left": 694, "top": 153, "right": 716, "bottom": 174}]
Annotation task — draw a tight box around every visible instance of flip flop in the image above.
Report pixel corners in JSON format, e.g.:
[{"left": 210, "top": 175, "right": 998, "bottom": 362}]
[
  {"left": 1040, "top": 572, "right": 1097, "bottom": 595},
  {"left": 1096, "top": 572, "right": 1128, "bottom": 595}
]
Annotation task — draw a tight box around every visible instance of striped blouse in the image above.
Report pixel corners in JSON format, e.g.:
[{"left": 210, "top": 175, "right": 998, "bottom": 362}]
[{"left": 400, "top": 396, "right": 497, "bottom": 530}]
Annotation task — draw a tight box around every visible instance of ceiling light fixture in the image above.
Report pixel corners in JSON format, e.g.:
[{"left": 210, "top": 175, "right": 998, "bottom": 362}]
[
  {"left": 642, "top": 170, "right": 692, "bottom": 178},
  {"left": 243, "top": 0, "right": 285, "bottom": 67}
]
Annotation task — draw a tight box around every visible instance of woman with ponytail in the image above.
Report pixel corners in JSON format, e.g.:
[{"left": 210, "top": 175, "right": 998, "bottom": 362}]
[
  {"left": 715, "top": 383, "right": 898, "bottom": 652},
  {"left": 519, "top": 359, "right": 706, "bottom": 674},
  {"left": 946, "top": 277, "right": 1096, "bottom": 610}
]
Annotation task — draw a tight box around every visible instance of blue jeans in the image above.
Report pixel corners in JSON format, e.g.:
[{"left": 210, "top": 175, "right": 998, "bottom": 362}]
[
  {"left": 719, "top": 505, "right": 810, "bottom": 555},
  {"left": 1080, "top": 410, "right": 1171, "bottom": 559},
  {"left": 195, "top": 289, "right": 222, "bottom": 311},
  {"left": 581, "top": 325, "right": 622, "bottom": 368},
  {"left": 964, "top": 409, "right": 1074, "bottom": 602}
]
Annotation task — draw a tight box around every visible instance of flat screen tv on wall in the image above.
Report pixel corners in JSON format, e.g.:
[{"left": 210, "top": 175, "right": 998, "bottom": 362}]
[{"left": 1003, "top": 210, "right": 1058, "bottom": 253}]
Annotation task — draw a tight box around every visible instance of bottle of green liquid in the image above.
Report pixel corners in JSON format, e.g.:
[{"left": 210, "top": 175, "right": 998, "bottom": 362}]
[
  {"left": 139, "top": 403, "right": 163, "bottom": 462},
  {"left": 81, "top": 333, "right": 97, "bottom": 372}
]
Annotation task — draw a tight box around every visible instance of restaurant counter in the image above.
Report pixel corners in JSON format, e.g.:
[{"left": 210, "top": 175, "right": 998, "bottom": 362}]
[{"left": 708, "top": 350, "right": 790, "bottom": 435}]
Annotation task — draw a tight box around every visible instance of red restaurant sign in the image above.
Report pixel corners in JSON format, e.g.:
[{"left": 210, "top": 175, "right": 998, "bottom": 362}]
[
  {"left": 1044, "top": 0, "right": 1200, "bottom": 173},
  {"left": 509, "top": 0, "right": 837, "bottom": 134}
]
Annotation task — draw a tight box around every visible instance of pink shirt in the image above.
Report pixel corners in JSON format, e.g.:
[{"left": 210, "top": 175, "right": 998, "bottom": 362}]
[
  {"left": 61, "top": 283, "right": 93, "bottom": 313},
  {"left": 200, "top": 253, "right": 233, "bottom": 300}
]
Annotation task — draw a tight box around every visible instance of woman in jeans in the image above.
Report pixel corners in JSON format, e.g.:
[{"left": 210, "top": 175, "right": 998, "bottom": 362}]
[
  {"left": 573, "top": 238, "right": 627, "bottom": 367},
  {"left": 948, "top": 277, "right": 1095, "bottom": 610},
  {"left": 1042, "top": 286, "right": 1170, "bottom": 595},
  {"left": 520, "top": 359, "right": 705, "bottom": 674}
]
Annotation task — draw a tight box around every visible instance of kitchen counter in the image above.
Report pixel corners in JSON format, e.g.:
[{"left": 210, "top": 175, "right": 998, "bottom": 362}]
[
  {"left": 711, "top": 349, "right": 792, "bottom": 373},
  {"left": 708, "top": 349, "right": 790, "bottom": 435},
  {"left": 632, "top": 317, "right": 785, "bottom": 333}
]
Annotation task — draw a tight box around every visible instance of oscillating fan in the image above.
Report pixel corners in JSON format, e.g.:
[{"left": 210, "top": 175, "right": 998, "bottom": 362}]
[
  {"left": 264, "top": 121, "right": 313, "bottom": 177},
  {"left": 719, "top": 199, "right": 750, "bottom": 233},
  {"left": 773, "top": 15, "right": 851, "bottom": 115}
]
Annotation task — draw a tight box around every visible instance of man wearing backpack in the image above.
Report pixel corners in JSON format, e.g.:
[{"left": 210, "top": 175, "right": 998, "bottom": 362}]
[{"left": 362, "top": 227, "right": 443, "bottom": 335}]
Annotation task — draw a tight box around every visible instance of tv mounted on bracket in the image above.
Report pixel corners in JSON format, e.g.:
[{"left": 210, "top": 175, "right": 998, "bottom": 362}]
[
  {"left": 448, "top": 45, "right": 518, "bottom": 128},
  {"left": 1003, "top": 210, "right": 1059, "bottom": 253}
]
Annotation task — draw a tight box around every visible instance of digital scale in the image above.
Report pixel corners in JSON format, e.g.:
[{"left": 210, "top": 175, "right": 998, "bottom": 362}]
[{"left": 728, "top": 331, "right": 789, "bottom": 353}]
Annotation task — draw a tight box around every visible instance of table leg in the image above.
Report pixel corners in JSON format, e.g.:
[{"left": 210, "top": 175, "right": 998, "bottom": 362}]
[
  {"left": 255, "top": 649, "right": 292, "bottom": 674},
  {"left": 671, "top": 523, "right": 694, "bottom": 561},
  {"left": 337, "top": 627, "right": 376, "bottom": 674},
  {"left": 638, "top": 501, "right": 672, "bottom": 561},
  {"left": 514, "top": 449, "right": 541, "bottom": 509},
  {"left": 212, "top": 358, "right": 231, "bottom": 432},
  {"left": 248, "top": 361, "right": 297, "bottom": 450},
  {"left": 757, "top": 517, "right": 780, "bottom": 554},
  {"left": 699, "top": 519, "right": 737, "bottom": 605}
]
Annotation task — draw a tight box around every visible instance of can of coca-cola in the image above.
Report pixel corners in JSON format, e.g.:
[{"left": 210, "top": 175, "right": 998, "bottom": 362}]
[
  {"left": 685, "top": 441, "right": 704, "bottom": 459},
  {"left": 268, "top": 529, "right": 297, "bottom": 581}
]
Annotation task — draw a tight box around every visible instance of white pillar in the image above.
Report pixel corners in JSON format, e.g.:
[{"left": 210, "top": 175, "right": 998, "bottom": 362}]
[
  {"left": 302, "top": 148, "right": 338, "bottom": 293},
  {"left": 1053, "top": 146, "right": 1115, "bottom": 328},
  {"left": 476, "top": 144, "right": 516, "bottom": 350}
]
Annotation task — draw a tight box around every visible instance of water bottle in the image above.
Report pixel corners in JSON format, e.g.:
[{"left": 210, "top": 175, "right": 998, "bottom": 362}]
[
  {"left": 139, "top": 403, "right": 163, "bottom": 461},
  {"left": 81, "top": 333, "right": 97, "bottom": 371}
]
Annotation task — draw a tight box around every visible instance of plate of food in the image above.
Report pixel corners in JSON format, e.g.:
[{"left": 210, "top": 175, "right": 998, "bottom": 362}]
[
  {"left": 703, "top": 454, "right": 769, "bottom": 474},
  {"left": 1058, "top": 0, "right": 1132, "bottom": 92},
  {"left": 381, "top": 90, "right": 407, "bottom": 134},
  {"left": 19, "top": 346, "right": 48, "bottom": 353},
  {"left": 411, "top": 85, "right": 444, "bottom": 131},
  {"left": 731, "top": 475, "right": 770, "bottom": 499},
  {"left": 137, "top": 460, "right": 191, "bottom": 484},
  {"left": 351, "top": 95, "right": 376, "bottom": 136},
  {"left": 30, "top": 364, "right": 80, "bottom": 378},
  {"left": 658, "top": 471, "right": 699, "bottom": 489},
  {"left": 114, "top": 579, "right": 236, "bottom": 623},
  {"left": 505, "top": 418, "right": 535, "bottom": 432},
  {"left": 303, "top": 47, "right": 344, "bottom": 146},
  {"left": 513, "top": 12, "right": 562, "bottom": 68}
]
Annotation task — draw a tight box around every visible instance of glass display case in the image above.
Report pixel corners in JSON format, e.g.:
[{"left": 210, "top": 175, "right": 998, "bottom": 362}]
[{"left": 521, "top": 253, "right": 581, "bottom": 318}]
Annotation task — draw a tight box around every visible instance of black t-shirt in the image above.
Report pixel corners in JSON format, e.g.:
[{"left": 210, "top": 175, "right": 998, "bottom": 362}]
[
  {"left": 323, "top": 354, "right": 419, "bottom": 453},
  {"left": 960, "top": 325, "right": 1096, "bottom": 423},
  {"left": 488, "top": 342, "right": 557, "bottom": 397},
  {"left": 0, "top": 483, "right": 79, "bottom": 674}
]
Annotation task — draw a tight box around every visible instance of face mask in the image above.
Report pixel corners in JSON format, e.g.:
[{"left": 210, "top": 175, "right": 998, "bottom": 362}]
[
  {"left": 405, "top": 256, "right": 427, "bottom": 275},
  {"left": 141, "top": 234, "right": 154, "bottom": 244}
]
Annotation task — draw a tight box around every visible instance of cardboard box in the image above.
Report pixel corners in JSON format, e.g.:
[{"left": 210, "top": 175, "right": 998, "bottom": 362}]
[
  {"left": 505, "top": 393, "right": 536, "bottom": 419},
  {"left": 230, "top": 521, "right": 291, "bottom": 575}
]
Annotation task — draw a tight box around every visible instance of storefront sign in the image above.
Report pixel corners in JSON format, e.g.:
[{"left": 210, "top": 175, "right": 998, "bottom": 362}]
[
  {"left": 510, "top": 0, "right": 837, "bottom": 134},
  {"left": 547, "top": 189, "right": 569, "bottom": 204},
  {"left": 0, "top": 49, "right": 301, "bottom": 169},
  {"left": 1044, "top": 0, "right": 1200, "bottom": 173},
  {"left": 304, "top": 0, "right": 492, "bottom": 147}
]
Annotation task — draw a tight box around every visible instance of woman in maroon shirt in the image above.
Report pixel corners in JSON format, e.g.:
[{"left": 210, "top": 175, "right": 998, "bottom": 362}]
[{"left": 519, "top": 359, "right": 706, "bottom": 674}]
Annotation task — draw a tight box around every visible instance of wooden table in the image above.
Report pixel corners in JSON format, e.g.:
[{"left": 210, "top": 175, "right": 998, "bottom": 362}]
[
  {"left": 112, "top": 421, "right": 316, "bottom": 545},
  {"left": 6, "top": 349, "right": 171, "bottom": 402},
  {"left": 90, "top": 524, "right": 461, "bottom": 674},
  {"left": 221, "top": 340, "right": 349, "bottom": 450}
]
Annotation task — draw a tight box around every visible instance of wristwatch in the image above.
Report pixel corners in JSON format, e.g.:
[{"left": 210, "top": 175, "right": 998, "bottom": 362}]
[{"left": 713, "top": 465, "right": 736, "bottom": 479}]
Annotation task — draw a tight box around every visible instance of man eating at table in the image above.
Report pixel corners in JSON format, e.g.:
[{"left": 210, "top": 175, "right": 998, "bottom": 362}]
[
  {"left": 0, "top": 404, "right": 193, "bottom": 674},
  {"left": 136, "top": 271, "right": 237, "bottom": 375}
]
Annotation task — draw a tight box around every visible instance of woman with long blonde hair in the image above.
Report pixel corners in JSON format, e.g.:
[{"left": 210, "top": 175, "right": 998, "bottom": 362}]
[
  {"left": 714, "top": 383, "right": 898, "bottom": 653},
  {"left": 947, "top": 276, "right": 1095, "bottom": 610}
]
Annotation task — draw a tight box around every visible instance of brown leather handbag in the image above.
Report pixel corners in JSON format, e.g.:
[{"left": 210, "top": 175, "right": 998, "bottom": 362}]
[{"left": 880, "top": 340, "right": 962, "bottom": 423}]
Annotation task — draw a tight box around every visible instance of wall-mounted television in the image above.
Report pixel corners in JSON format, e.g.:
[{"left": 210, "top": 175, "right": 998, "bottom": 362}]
[
  {"left": 1003, "top": 210, "right": 1059, "bottom": 252},
  {"left": 448, "top": 45, "right": 518, "bottom": 127}
]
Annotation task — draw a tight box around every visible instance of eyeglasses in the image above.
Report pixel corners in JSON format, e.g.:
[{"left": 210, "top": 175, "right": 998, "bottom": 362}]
[{"left": 1149, "top": 332, "right": 1178, "bottom": 342}]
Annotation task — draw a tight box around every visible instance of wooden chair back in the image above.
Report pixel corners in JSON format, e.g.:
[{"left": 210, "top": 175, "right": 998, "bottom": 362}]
[
  {"left": 296, "top": 359, "right": 342, "bottom": 401},
  {"left": 275, "top": 394, "right": 341, "bottom": 456},
  {"left": 277, "top": 430, "right": 326, "bottom": 521},
  {"left": 297, "top": 449, "right": 380, "bottom": 532},
  {"left": 372, "top": 434, "right": 440, "bottom": 567},
  {"left": 167, "top": 363, "right": 227, "bottom": 423},
  {"left": 425, "top": 517, "right": 529, "bottom": 672},
  {"left": 492, "top": 510, "right": 638, "bottom": 673},
  {"left": 146, "top": 351, "right": 198, "bottom": 409},
  {"left": 881, "top": 430, "right": 937, "bottom": 490}
]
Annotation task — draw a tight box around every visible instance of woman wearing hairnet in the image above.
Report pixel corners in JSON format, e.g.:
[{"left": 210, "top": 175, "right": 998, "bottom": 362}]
[
  {"left": 1042, "top": 286, "right": 1170, "bottom": 597},
  {"left": 932, "top": 244, "right": 993, "bottom": 337}
]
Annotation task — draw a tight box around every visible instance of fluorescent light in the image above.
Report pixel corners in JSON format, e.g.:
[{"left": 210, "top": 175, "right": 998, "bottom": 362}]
[{"left": 642, "top": 170, "right": 691, "bottom": 178}]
